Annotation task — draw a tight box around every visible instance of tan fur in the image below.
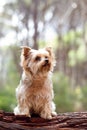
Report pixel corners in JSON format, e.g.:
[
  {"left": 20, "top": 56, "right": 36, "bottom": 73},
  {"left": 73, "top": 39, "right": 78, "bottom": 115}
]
[{"left": 14, "top": 46, "right": 57, "bottom": 119}]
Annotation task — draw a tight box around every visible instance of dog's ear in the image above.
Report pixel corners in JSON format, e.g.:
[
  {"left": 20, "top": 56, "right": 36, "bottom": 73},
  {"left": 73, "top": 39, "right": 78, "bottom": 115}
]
[
  {"left": 45, "top": 47, "right": 52, "bottom": 56},
  {"left": 21, "top": 46, "right": 31, "bottom": 59},
  {"left": 45, "top": 47, "right": 56, "bottom": 70}
]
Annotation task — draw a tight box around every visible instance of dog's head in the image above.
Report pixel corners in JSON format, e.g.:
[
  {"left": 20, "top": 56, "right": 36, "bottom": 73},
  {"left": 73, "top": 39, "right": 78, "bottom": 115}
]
[{"left": 20, "top": 46, "right": 56, "bottom": 75}]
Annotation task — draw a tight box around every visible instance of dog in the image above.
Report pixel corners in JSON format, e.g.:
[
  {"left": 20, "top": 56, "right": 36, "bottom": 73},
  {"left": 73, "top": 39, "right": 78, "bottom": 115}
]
[{"left": 14, "top": 46, "right": 57, "bottom": 119}]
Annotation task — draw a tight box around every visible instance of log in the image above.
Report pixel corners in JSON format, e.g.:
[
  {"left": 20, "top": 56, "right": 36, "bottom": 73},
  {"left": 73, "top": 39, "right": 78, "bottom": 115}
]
[{"left": 0, "top": 110, "right": 87, "bottom": 130}]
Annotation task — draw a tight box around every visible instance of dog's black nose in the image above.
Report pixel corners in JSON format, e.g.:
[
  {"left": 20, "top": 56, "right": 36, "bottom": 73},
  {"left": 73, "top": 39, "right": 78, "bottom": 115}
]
[{"left": 45, "top": 59, "right": 48, "bottom": 64}]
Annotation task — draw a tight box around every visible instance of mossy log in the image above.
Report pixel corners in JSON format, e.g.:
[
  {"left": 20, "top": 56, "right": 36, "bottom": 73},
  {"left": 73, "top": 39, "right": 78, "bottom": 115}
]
[{"left": 0, "top": 110, "right": 87, "bottom": 130}]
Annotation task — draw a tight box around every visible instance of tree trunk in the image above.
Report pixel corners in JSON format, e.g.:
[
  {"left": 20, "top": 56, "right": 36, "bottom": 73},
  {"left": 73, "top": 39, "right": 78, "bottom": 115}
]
[
  {"left": 0, "top": 110, "right": 87, "bottom": 130},
  {"left": 33, "top": 0, "right": 39, "bottom": 49}
]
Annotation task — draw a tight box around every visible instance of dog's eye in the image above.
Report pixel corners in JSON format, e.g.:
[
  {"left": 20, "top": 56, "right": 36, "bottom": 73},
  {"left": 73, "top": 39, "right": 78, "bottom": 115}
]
[
  {"left": 35, "top": 56, "right": 41, "bottom": 61},
  {"left": 45, "top": 56, "right": 48, "bottom": 59}
]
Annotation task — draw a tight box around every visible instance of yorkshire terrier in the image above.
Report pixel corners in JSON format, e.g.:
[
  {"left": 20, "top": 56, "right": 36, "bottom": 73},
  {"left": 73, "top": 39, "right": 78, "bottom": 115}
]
[{"left": 14, "top": 46, "right": 57, "bottom": 119}]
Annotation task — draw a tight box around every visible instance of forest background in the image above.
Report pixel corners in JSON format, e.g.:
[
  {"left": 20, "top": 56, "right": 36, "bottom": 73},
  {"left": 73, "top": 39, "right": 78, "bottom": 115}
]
[{"left": 0, "top": 0, "right": 87, "bottom": 113}]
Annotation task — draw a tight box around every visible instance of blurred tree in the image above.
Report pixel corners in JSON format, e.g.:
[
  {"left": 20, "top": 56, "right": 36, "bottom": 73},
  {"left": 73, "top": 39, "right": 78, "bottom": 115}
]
[
  {"left": 0, "top": 0, "right": 87, "bottom": 112},
  {"left": 48, "top": 0, "right": 87, "bottom": 87}
]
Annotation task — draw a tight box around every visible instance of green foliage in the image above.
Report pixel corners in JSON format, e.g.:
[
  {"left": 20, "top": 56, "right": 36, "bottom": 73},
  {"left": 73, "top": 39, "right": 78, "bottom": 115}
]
[
  {"left": 53, "top": 72, "right": 87, "bottom": 112},
  {"left": 38, "top": 40, "right": 47, "bottom": 48},
  {"left": 24, "top": 0, "right": 31, "bottom": 5},
  {"left": 81, "top": 86, "right": 87, "bottom": 110},
  {"left": 76, "top": 44, "right": 86, "bottom": 62},
  {"left": 62, "top": 30, "right": 83, "bottom": 45},
  {"left": 53, "top": 72, "right": 76, "bottom": 112},
  {"left": 68, "top": 43, "right": 86, "bottom": 66},
  {"left": 63, "top": 30, "right": 76, "bottom": 44},
  {"left": 0, "top": 87, "right": 16, "bottom": 112},
  {"left": 68, "top": 50, "right": 77, "bottom": 66},
  {"left": 0, "top": 46, "right": 20, "bottom": 112},
  {"left": 60, "top": 29, "right": 87, "bottom": 67}
]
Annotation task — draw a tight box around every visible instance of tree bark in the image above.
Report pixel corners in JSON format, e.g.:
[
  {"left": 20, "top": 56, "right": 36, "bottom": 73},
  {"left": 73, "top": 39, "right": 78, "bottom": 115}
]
[{"left": 0, "top": 110, "right": 87, "bottom": 130}]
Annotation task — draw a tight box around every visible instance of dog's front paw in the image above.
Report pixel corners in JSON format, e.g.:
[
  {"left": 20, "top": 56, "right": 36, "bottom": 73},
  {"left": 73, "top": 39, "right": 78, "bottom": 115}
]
[
  {"left": 40, "top": 112, "right": 52, "bottom": 119},
  {"left": 20, "top": 112, "right": 31, "bottom": 117},
  {"left": 14, "top": 106, "right": 20, "bottom": 115},
  {"left": 51, "top": 111, "right": 57, "bottom": 117},
  {"left": 14, "top": 106, "right": 31, "bottom": 117}
]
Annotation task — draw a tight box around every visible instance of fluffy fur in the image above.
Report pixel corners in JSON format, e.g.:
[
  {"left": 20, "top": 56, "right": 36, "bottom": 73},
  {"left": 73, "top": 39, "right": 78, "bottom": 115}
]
[{"left": 14, "top": 46, "right": 57, "bottom": 119}]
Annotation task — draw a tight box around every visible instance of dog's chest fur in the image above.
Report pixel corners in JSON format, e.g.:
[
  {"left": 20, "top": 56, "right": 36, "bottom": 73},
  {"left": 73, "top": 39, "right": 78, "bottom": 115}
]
[{"left": 17, "top": 74, "right": 53, "bottom": 113}]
